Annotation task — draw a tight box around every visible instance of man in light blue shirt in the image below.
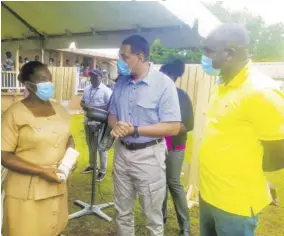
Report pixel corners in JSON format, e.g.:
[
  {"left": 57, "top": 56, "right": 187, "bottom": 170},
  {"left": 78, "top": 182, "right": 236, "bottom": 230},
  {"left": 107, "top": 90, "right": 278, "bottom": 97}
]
[
  {"left": 108, "top": 35, "right": 181, "bottom": 236},
  {"left": 81, "top": 69, "right": 112, "bottom": 182}
]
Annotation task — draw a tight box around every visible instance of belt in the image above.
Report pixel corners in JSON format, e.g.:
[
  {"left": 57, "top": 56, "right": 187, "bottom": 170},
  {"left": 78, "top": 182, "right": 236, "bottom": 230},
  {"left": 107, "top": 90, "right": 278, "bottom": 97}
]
[{"left": 120, "top": 138, "right": 163, "bottom": 151}]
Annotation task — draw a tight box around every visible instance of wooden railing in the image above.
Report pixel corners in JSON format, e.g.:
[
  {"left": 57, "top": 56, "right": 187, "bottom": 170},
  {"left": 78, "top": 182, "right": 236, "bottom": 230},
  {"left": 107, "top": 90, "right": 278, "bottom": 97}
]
[{"left": 1, "top": 71, "right": 24, "bottom": 90}]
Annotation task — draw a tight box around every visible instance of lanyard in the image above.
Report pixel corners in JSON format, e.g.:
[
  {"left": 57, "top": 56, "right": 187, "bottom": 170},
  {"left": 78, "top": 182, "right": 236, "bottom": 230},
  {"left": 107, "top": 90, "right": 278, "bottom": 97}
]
[{"left": 88, "top": 87, "right": 99, "bottom": 104}]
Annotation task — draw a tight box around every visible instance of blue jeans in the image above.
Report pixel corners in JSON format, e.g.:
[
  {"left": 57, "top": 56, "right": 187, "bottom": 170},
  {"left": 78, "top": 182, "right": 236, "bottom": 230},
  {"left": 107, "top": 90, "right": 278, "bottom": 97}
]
[{"left": 200, "top": 196, "right": 258, "bottom": 236}]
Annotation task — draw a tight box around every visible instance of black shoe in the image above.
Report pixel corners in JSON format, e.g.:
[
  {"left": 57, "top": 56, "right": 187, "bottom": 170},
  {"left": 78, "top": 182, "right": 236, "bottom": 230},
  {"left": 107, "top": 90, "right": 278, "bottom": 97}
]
[
  {"left": 96, "top": 172, "right": 106, "bottom": 182},
  {"left": 81, "top": 166, "right": 94, "bottom": 174}
]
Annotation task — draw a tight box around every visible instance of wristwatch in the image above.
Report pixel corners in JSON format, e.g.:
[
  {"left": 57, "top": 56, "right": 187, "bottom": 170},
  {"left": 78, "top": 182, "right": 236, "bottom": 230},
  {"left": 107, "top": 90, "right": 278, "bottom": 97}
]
[{"left": 132, "top": 126, "right": 139, "bottom": 138}]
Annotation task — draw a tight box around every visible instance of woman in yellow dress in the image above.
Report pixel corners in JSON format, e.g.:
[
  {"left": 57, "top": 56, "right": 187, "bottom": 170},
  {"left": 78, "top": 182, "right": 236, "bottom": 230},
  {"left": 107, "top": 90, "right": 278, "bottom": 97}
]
[{"left": 1, "top": 61, "right": 74, "bottom": 236}]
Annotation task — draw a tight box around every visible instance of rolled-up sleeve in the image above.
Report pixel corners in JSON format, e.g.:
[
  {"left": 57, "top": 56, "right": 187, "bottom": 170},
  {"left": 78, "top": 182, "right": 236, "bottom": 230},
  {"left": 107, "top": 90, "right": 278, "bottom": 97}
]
[{"left": 158, "top": 79, "right": 181, "bottom": 122}]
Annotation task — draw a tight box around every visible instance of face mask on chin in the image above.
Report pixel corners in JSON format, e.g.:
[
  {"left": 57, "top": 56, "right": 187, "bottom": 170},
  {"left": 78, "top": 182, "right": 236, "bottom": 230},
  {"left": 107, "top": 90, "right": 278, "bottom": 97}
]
[{"left": 201, "top": 55, "right": 221, "bottom": 76}]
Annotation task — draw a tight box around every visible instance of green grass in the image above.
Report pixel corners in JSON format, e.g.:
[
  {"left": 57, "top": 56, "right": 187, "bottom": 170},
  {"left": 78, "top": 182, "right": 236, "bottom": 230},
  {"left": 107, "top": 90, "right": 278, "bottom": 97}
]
[{"left": 64, "top": 115, "right": 284, "bottom": 236}]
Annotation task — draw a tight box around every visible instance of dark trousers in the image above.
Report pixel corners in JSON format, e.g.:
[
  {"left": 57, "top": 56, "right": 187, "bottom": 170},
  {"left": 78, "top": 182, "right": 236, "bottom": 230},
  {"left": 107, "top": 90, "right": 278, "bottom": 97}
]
[
  {"left": 199, "top": 196, "right": 258, "bottom": 236},
  {"left": 162, "top": 150, "right": 190, "bottom": 232}
]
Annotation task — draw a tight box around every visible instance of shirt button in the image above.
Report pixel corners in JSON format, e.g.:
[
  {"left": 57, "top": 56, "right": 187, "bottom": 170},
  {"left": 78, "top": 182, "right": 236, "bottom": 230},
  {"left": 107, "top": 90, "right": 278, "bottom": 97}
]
[
  {"left": 54, "top": 144, "right": 59, "bottom": 148},
  {"left": 52, "top": 211, "right": 57, "bottom": 215}
]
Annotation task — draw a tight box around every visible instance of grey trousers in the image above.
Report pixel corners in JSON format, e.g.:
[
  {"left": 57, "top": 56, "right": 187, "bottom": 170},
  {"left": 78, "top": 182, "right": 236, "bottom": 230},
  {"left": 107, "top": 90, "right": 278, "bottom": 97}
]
[
  {"left": 84, "top": 119, "right": 107, "bottom": 173},
  {"left": 162, "top": 150, "right": 190, "bottom": 232},
  {"left": 113, "top": 140, "right": 166, "bottom": 236}
]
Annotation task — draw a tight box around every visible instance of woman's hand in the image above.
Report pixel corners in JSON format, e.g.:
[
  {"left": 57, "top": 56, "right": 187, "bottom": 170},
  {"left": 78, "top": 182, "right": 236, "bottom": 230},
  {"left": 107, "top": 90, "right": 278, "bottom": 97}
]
[{"left": 39, "top": 168, "right": 63, "bottom": 183}]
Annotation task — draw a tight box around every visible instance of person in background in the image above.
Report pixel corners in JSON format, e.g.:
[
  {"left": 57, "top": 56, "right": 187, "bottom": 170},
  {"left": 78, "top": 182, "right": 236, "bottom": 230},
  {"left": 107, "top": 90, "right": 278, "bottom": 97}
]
[
  {"left": 108, "top": 35, "right": 181, "bottom": 236},
  {"left": 1, "top": 61, "right": 75, "bottom": 236},
  {"left": 160, "top": 59, "right": 194, "bottom": 236},
  {"left": 24, "top": 57, "right": 29, "bottom": 64},
  {"left": 49, "top": 58, "right": 54, "bottom": 66},
  {"left": 102, "top": 69, "right": 109, "bottom": 84},
  {"left": 66, "top": 59, "right": 70, "bottom": 67},
  {"left": 5, "top": 51, "right": 15, "bottom": 71},
  {"left": 35, "top": 55, "right": 40, "bottom": 61},
  {"left": 83, "top": 65, "right": 91, "bottom": 77},
  {"left": 199, "top": 23, "right": 284, "bottom": 236},
  {"left": 75, "top": 60, "right": 80, "bottom": 67},
  {"left": 80, "top": 69, "right": 112, "bottom": 182}
]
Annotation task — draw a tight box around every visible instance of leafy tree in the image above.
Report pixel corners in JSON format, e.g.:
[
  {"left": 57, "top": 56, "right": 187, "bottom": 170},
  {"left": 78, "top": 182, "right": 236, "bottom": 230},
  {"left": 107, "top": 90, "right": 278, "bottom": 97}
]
[
  {"left": 150, "top": 39, "right": 202, "bottom": 64},
  {"left": 205, "top": 1, "right": 284, "bottom": 62},
  {"left": 150, "top": 2, "right": 284, "bottom": 63}
]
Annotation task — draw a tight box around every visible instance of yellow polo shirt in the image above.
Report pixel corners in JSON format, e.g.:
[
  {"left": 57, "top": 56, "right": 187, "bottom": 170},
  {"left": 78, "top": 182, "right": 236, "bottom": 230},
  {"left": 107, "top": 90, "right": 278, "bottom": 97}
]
[{"left": 199, "top": 64, "right": 284, "bottom": 216}]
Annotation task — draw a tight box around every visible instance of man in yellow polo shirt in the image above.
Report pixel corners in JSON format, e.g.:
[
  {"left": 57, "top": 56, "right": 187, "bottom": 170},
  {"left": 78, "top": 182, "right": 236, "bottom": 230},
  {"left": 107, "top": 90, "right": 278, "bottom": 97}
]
[{"left": 199, "top": 23, "right": 284, "bottom": 236}]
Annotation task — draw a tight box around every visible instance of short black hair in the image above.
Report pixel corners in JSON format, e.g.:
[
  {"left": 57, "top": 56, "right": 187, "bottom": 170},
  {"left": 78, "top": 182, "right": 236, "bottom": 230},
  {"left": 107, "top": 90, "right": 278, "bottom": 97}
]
[
  {"left": 122, "top": 35, "right": 149, "bottom": 60},
  {"left": 18, "top": 61, "right": 45, "bottom": 83},
  {"left": 160, "top": 59, "right": 185, "bottom": 81},
  {"left": 6, "top": 51, "right": 12, "bottom": 58}
]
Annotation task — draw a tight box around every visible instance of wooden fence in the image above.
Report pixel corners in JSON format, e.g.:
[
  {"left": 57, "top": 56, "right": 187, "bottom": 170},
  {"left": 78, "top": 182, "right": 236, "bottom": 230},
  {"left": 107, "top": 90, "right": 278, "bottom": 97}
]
[
  {"left": 48, "top": 67, "right": 77, "bottom": 102},
  {"left": 1, "top": 63, "right": 284, "bottom": 209},
  {"left": 173, "top": 64, "right": 284, "bottom": 207}
]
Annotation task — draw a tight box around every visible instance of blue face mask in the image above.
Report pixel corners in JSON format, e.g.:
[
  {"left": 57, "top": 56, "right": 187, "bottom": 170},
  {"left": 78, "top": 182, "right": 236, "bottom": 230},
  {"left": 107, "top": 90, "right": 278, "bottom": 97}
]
[
  {"left": 32, "top": 82, "right": 54, "bottom": 101},
  {"left": 117, "top": 59, "right": 131, "bottom": 76},
  {"left": 201, "top": 55, "right": 221, "bottom": 76}
]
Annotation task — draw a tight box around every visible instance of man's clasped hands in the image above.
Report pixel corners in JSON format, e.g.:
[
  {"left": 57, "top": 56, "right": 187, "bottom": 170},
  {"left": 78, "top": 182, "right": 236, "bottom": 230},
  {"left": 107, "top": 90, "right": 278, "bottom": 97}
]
[{"left": 111, "top": 121, "right": 135, "bottom": 138}]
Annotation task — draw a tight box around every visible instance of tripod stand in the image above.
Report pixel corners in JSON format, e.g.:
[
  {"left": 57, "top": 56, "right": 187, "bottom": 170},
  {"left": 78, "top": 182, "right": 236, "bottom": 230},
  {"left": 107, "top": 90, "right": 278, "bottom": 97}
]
[{"left": 69, "top": 120, "right": 114, "bottom": 222}]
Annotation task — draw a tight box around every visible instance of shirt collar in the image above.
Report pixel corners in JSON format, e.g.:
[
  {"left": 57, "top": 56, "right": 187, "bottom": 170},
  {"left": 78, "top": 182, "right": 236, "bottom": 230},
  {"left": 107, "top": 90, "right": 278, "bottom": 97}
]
[
  {"left": 127, "top": 63, "right": 155, "bottom": 86},
  {"left": 90, "top": 83, "right": 103, "bottom": 90}
]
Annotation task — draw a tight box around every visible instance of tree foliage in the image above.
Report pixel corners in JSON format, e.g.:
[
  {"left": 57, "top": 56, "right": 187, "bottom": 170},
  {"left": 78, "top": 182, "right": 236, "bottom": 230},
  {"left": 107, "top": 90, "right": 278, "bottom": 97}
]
[
  {"left": 150, "top": 2, "right": 284, "bottom": 63},
  {"left": 205, "top": 1, "right": 284, "bottom": 62},
  {"left": 150, "top": 39, "right": 202, "bottom": 64}
]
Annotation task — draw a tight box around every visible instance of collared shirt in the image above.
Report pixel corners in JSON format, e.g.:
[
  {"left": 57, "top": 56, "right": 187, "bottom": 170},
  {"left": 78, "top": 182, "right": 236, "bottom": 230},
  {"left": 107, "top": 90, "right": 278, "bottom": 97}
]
[
  {"left": 109, "top": 63, "right": 181, "bottom": 143},
  {"left": 199, "top": 63, "right": 284, "bottom": 217},
  {"left": 82, "top": 83, "right": 112, "bottom": 108}
]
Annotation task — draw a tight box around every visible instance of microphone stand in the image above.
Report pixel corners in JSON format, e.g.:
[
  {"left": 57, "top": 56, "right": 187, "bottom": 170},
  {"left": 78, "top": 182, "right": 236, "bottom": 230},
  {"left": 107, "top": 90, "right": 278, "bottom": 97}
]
[{"left": 69, "top": 120, "right": 114, "bottom": 222}]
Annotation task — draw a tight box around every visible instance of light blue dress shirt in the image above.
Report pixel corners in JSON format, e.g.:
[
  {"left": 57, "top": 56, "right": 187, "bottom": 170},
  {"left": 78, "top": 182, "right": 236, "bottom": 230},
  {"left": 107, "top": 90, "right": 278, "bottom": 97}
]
[
  {"left": 109, "top": 63, "right": 181, "bottom": 143},
  {"left": 82, "top": 83, "right": 112, "bottom": 108}
]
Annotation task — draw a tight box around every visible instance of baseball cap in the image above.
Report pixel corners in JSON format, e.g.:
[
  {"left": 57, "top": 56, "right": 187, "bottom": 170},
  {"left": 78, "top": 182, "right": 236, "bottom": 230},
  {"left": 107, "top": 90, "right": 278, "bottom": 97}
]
[{"left": 88, "top": 69, "right": 103, "bottom": 77}]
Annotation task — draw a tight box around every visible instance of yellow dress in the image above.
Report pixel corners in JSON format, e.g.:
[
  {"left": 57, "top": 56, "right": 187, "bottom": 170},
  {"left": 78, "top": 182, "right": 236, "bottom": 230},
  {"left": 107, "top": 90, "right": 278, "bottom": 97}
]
[{"left": 1, "top": 101, "right": 71, "bottom": 236}]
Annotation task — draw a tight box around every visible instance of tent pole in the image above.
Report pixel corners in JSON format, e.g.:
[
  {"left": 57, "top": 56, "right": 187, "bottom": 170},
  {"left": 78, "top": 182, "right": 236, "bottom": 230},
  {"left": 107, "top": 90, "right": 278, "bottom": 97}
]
[
  {"left": 41, "top": 39, "right": 45, "bottom": 64},
  {"left": 15, "top": 44, "right": 20, "bottom": 95},
  {"left": 60, "top": 51, "right": 63, "bottom": 67}
]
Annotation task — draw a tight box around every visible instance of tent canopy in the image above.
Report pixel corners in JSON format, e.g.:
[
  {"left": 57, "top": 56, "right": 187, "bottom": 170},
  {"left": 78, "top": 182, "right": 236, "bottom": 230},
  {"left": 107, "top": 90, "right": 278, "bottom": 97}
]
[{"left": 1, "top": 1, "right": 221, "bottom": 50}]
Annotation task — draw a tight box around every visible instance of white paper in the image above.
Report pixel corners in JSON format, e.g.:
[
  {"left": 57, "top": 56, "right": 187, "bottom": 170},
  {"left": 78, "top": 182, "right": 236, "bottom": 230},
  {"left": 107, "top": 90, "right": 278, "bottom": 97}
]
[{"left": 57, "top": 148, "right": 79, "bottom": 180}]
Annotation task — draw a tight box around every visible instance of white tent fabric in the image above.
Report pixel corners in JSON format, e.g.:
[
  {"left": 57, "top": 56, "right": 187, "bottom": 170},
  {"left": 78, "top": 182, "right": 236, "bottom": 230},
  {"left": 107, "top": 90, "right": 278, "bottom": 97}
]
[{"left": 1, "top": 0, "right": 221, "bottom": 50}]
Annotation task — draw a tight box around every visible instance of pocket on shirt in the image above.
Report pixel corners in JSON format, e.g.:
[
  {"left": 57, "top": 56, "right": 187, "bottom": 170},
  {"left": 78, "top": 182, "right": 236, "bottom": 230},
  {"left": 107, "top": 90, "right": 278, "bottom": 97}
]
[{"left": 136, "top": 100, "right": 158, "bottom": 123}]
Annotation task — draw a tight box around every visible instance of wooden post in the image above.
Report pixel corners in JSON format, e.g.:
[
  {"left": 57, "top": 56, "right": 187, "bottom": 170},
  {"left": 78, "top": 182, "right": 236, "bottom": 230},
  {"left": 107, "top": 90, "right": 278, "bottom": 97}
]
[
  {"left": 60, "top": 51, "right": 63, "bottom": 67},
  {"left": 41, "top": 40, "right": 45, "bottom": 64},
  {"left": 93, "top": 57, "right": 97, "bottom": 69},
  {"left": 15, "top": 45, "right": 20, "bottom": 94}
]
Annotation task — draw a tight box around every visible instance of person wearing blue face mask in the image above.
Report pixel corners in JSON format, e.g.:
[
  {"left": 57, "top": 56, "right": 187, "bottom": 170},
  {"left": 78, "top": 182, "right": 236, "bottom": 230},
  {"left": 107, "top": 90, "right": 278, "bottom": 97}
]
[
  {"left": 108, "top": 35, "right": 181, "bottom": 236},
  {"left": 117, "top": 58, "right": 131, "bottom": 76},
  {"left": 1, "top": 61, "right": 75, "bottom": 236},
  {"left": 199, "top": 24, "right": 284, "bottom": 236}
]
